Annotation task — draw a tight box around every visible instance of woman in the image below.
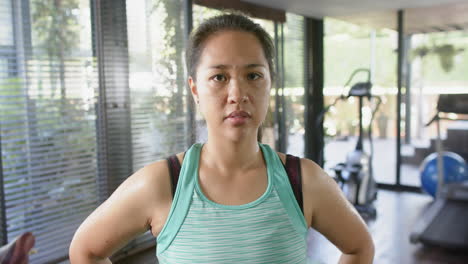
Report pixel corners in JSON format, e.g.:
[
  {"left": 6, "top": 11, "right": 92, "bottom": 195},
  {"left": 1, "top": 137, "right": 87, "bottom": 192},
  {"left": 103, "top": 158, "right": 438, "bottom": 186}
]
[{"left": 70, "top": 12, "right": 374, "bottom": 263}]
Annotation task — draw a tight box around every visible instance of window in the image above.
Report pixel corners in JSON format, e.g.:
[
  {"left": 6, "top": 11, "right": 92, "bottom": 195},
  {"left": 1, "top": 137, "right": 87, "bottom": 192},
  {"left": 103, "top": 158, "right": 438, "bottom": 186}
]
[
  {"left": 284, "top": 13, "right": 305, "bottom": 156},
  {"left": 0, "top": 0, "right": 98, "bottom": 262}
]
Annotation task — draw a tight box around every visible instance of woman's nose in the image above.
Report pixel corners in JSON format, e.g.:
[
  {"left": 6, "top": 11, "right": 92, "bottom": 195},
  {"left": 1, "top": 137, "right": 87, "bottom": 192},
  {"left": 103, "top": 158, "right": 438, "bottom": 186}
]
[{"left": 227, "top": 79, "right": 248, "bottom": 104}]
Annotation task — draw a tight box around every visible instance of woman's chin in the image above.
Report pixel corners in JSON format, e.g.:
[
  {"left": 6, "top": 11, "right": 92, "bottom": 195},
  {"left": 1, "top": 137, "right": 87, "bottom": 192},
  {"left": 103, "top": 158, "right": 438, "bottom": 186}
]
[{"left": 219, "top": 127, "right": 257, "bottom": 143}]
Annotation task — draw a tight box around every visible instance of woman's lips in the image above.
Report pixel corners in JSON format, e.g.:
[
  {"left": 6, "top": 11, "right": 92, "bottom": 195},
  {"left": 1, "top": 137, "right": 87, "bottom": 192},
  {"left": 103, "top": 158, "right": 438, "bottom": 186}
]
[
  {"left": 227, "top": 115, "right": 249, "bottom": 125},
  {"left": 225, "top": 110, "right": 250, "bottom": 125}
]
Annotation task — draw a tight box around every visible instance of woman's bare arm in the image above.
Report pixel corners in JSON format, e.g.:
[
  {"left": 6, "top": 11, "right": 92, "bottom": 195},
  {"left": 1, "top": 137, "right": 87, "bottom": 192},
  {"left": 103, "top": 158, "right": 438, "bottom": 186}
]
[
  {"left": 69, "top": 160, "right": 173, "bottom": 263},
  {"left": 301, "top": 158, "right": 375, "bottom": 264}
]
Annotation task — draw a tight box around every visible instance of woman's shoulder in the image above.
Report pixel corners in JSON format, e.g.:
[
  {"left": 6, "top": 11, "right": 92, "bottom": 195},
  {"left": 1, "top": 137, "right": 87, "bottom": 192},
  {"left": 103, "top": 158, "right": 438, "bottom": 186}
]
[
  {"left": 122, "top": 152, "right": 185, "bottom": 235},
  {"left": 139, "top": 152, "right": 185, "bottom": 191},
  {"left": 273, "top": 153, "right": 329, "bottom": 190},
  {"left": 108, "top": 159, "right": 172, "bottom": 212},
  {"left": 299, "top": 157, "right": 333, "bottom": 191},
  {"left": 299, "top": 158, "right": 325, "bottom": 176},
  {"left": 111, "top": 151, "right": 185, "bottom": 210}
]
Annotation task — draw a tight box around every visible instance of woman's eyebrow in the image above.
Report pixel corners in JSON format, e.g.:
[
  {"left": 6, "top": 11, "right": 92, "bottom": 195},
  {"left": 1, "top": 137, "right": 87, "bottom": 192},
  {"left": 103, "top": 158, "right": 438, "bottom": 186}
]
[
  {"left": 245, "top": 64, "right": 266, "bottom": 69},
  {"left": 208, "top": 64, "right": 228, "bottom": 69}
]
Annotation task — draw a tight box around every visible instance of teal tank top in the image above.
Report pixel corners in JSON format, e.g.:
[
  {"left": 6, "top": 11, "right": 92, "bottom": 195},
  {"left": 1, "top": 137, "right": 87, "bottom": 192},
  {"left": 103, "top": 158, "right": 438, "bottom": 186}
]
[{"left": 156, "top": 143, "right": 308, "bottom": 263}]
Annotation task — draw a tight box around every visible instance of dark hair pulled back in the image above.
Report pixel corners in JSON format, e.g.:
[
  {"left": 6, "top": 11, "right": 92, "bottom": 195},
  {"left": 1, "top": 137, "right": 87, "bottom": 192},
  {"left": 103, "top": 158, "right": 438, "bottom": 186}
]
[{"left": 186, "top": 12, "right": 276, "bottom": 82}]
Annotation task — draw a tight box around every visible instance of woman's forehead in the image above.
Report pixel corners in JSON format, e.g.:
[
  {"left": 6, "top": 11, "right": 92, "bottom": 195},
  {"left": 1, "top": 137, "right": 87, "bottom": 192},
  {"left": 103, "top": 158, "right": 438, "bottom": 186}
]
[{"left": 198, "top": 30, "right": 268, "bottom": 68}]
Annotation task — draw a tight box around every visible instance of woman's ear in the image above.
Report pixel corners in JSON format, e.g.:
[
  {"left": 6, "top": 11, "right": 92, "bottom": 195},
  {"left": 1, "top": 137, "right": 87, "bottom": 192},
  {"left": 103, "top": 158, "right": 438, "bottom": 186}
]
[{"left": 188, "top": 76, "right": 198, "bottom": 103}]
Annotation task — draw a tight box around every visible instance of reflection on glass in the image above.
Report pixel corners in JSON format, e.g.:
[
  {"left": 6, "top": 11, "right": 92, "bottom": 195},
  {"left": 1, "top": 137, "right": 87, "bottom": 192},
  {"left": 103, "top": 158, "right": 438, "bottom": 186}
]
[{"left": 127, "top": 0, "right": 188, "bottom": 170}]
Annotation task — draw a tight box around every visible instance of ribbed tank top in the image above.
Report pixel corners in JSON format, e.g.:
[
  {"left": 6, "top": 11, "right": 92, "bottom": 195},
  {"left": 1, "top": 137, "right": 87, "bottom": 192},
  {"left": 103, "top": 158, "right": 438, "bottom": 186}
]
[{"left": 156, "top": 143, "right": 308, "bottom": 263}]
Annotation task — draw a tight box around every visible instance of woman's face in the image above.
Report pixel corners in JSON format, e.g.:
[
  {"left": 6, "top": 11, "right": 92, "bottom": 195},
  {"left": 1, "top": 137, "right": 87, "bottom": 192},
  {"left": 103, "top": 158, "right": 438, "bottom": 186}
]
[{"left": 189, "top": 30, "right": 271, "bottom": 142}]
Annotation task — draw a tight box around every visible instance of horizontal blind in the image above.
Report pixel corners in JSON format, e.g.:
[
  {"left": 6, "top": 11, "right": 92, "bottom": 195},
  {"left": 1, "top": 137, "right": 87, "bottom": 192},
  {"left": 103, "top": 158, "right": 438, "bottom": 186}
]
[
  {"left": 284, "top": 13, "right": 305, "bottom": 156},
  {"left": 0, "top": 0, "right": 99, "bottom": 263}
]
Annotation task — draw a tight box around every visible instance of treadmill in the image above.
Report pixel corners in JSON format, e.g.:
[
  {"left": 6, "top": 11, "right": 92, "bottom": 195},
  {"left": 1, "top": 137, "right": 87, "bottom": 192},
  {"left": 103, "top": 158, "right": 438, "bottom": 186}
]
[{"left": 410, "top": 94, "right": 468, "bottom": 251}]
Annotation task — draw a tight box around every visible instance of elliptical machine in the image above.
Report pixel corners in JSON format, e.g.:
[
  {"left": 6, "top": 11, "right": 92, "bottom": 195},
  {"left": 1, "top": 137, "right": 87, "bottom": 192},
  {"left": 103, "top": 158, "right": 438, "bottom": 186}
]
[{"left": 319, "top": 69, "right": 381, "bottom": 218}]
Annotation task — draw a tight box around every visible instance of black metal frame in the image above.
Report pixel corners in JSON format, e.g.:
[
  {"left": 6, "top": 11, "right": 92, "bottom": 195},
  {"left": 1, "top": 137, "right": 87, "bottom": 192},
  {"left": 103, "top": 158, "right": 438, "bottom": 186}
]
[
  {"left": 274, "top": 22, "right": 287, "bottom": 152},
  {"left": 0, "top": 127, "right": 6, "bottom": 245},
  {"left": 394, "top": 9, "right": 421, "bottom": 192},
  {"left": 404, "top": 35, "right": 412, "bottom": 145},
  {"left": 396, "top": 10, "right": 404, "bottom": 187},
  {"left": 378, "top": 183, "right": 422, "bottom": 193},
  {"left": 304, "top": 17, "right": 325, "bottom": 166}
]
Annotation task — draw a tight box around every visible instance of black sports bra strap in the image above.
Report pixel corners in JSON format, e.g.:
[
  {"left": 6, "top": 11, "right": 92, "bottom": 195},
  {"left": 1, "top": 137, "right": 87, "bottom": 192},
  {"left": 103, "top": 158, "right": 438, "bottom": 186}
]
[
  {"left": 285, "top": 154, "right": 304, "bottom": 213},
  {"left": 166, "top": 155, "right": 182, "bottom": 196}
]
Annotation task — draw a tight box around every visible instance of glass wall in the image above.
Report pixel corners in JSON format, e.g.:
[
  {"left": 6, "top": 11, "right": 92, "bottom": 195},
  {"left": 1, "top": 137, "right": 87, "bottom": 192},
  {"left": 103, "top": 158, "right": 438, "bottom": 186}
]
[
  {"left": 284, "top": 13, "right": 305, "bottom": 157},
  {"left": 401, "top": 31, "right": 468, "bottom": 187},
  {"left": 323, "top": 18, "right": 398, "bottom": 185}
]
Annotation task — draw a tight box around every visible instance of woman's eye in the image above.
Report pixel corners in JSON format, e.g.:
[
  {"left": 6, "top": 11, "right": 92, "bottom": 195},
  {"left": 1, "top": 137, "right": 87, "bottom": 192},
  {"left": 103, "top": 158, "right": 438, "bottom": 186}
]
[
  {"left": 212, "top": 74, "right": 226, "bottom": 82},
  {"left": 247, "top": 73, "right": 261, "bottom": 81}
]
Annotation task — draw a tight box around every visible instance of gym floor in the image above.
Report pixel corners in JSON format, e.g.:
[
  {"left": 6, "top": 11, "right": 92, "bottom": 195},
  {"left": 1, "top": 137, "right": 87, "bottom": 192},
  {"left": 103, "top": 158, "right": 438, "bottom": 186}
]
[{"left": 114, "top": 190, "right": 468, "bottom": 264}]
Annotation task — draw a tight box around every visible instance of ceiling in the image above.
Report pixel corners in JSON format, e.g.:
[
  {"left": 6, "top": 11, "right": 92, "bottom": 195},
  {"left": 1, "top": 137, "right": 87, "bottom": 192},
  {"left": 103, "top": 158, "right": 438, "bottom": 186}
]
[{"left": 244, "top": 0, "right": 468, "bottom": 33}]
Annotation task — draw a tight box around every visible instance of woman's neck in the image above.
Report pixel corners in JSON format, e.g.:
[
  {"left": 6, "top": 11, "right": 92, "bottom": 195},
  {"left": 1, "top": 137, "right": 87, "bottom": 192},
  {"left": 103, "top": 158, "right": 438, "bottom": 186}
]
[{"left": 202, "top": 133, "right": 263, "bottom": 174}]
